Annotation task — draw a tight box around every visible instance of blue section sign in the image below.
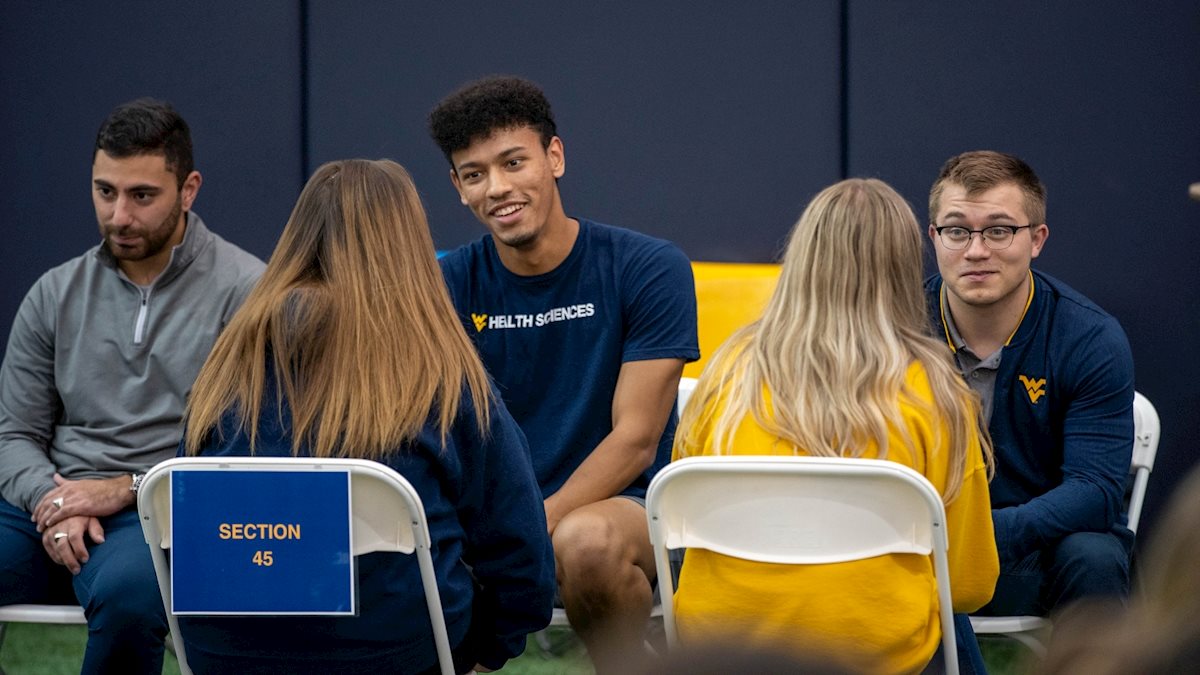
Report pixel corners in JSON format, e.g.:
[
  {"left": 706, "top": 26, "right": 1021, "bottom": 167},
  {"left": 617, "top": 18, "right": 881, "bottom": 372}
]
[{"left": 170, "top": 470, "right": 354, "bottom": 615}]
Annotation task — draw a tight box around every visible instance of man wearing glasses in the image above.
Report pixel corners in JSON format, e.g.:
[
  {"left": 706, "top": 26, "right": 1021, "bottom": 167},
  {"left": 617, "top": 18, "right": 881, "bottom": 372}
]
[{"left": 925, "top": 150, "right": 1135, "bottom": 618}]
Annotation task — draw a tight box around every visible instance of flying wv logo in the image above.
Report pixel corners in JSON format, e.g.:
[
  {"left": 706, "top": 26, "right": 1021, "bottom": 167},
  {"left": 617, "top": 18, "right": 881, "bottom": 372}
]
[
  {"left": 1018, "top": 375, "right": 1047, "bottom": 404},
  {"left": 470, "top": 313, "right": 488, "bottom": 333}
]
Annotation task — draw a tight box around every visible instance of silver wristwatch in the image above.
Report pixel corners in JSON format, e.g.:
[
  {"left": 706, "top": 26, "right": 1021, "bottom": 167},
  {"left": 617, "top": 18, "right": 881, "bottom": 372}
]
[{"left": 130, "top": 473, "right": 145, "bottom": 493}]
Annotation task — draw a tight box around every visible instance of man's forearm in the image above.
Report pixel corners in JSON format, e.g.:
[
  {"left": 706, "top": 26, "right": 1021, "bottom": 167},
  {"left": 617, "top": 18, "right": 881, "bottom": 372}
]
[
  {"left": 546, "top": 358, "right": 684, "bottom": 524},
  {"left": 0, "top": 440, "right": 59, "bottom": 513},
  {"left": 993, "top": 479, "right": 1120, "bottom": 564},
  {"left": 546, "top": 432, "right": 658, "bottom": 518}
]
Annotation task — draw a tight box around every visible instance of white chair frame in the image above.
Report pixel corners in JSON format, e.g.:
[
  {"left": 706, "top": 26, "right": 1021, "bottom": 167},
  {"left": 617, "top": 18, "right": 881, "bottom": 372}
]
[
  {"left": 0, "top": 605, "right": 86, "bottom": 626},
  {"left": 137, "top": 456, "right": 455, "bottom": 675},
  {"left": 647, "top": 455, "right": 959, "bottom": 675},
  {"left": 969, "top": 391, "right": 1161, "bottom": 655},
  {"left": 0, "top": 603, "right": 86, "bottom": 674}
]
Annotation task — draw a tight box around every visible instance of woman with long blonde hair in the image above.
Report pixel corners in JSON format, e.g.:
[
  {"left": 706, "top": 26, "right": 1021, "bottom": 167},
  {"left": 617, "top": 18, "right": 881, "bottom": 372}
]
[
  {"left": 178, "top": 159, "right": 554, "bottom": 674},
  {"left": 672, "top": 178, "right": 998, "bottom": 673}
]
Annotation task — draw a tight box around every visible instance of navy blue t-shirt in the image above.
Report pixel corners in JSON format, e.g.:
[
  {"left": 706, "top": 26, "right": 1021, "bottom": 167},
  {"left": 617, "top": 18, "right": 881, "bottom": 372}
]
[{"left": 440, "top": 219, "right": 700, "bottom": 499}]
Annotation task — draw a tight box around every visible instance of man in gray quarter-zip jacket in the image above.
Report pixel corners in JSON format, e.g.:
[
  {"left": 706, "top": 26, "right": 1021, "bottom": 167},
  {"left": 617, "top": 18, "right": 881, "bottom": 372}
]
[{"left": 0, "top": 98, "right": 264, "bottom": 675}]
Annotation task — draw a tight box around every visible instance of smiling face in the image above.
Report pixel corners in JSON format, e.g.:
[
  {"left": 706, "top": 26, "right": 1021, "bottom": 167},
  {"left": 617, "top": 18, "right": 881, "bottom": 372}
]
[
  {"left": 449, "top": 125, "right": 567, "bottom": 251},
  {"left": 929, "top": 182, "right": 1049, "bottom": 314},
  {"left": 92, "top": 150, "right": 200, "bottom": 282}
]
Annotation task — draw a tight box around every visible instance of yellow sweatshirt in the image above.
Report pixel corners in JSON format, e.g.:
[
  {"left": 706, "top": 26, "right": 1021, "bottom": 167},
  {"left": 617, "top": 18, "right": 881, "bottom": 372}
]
[{"left": 671, "top": 361, "right": 998, "bottom": 674}]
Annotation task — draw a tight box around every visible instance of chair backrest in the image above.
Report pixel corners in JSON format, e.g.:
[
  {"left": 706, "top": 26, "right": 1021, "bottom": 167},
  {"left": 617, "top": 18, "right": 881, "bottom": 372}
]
[
  {"left": 677, "top": 377, "right": 698, "bottom": 416},
  {"left": 646, "top": 455, "right": 958, "bottom": 674},
  {"left": 1128, "top": 391, "right": 1161, "bottom": 533},
  {"left": 138, "top": 456, "right": 454, "bottom": 675}
]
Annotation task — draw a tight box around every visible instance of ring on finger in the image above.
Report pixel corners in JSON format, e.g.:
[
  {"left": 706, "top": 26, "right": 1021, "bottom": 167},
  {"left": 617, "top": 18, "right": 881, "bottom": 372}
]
[
  {"left": 53, "top": 531, "right": 69, "bottom": 542},
  {"left": 52, "top": 497, "right": 64, "bottom": 509}
]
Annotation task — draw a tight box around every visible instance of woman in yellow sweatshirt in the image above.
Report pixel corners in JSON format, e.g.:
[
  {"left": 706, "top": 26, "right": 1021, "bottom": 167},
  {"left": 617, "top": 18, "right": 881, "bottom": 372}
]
[{"left": 672, "top": 178, "right": 998, "bottom": 674}]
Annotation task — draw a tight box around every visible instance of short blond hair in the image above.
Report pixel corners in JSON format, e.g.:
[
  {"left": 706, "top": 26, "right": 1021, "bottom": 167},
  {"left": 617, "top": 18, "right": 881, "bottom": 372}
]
[{"left": 930, "top": 151, "right": 1047, "bottom": 225}]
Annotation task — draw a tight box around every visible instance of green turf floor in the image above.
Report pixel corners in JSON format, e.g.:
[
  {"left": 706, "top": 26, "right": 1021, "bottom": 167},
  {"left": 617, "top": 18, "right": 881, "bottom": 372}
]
[
  {"left": 0, "top": 624, "right": 1033, "bottom": 674},
  {"left": 0, "top": 625, "right": 594, "bottom": 675},
  {"left": 0, "top": 622, "right": 180, "bottom": 675}
]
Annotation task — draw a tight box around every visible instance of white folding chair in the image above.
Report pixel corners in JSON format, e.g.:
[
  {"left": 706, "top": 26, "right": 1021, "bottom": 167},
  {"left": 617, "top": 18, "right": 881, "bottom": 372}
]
[
  {"left": 647, "top": 455, "right": 959, "bottom": 675},
  {"left": 1126, "top": 392, "right": 1160, "bottom": 534},
  {"left": 969, "top": 391, "right": 1162, "bottom": 655},
  {"left": 137, "top": 456, "right": 455, "bottom": 675},
  {"left": 534, "top": 377, "right": 697, "bottom": 651},
  {"left": 676, "top": 376, "right": 698, "bottom": 413}
]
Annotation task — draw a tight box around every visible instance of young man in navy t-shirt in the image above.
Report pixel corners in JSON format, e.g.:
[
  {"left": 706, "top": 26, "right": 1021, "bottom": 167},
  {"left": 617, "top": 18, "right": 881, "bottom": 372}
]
[{"left": 430, "top": 76, "right": 698, "bottom": 672}]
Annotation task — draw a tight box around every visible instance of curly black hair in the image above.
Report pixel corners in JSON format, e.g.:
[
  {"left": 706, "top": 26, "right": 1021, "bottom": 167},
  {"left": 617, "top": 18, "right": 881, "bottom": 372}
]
[
  {"left": 94, "top": 98, "right": 194, "bottom": 188},
  {"left": 428, "top": 76, "right": 558, "bottom": 167}
]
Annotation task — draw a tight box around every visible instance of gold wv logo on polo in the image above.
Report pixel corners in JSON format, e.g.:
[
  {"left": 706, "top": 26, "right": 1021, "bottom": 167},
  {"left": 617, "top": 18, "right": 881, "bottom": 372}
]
[
  {"left": 1018, "top": 375, "right": 1047, "bottom": 404},
  {"left": 470, "top": 313, "right": 488, "bottom": 332}
]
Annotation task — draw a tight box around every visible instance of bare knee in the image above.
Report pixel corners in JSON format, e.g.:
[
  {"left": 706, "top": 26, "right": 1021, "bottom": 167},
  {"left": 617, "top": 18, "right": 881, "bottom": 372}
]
[
  {"left": 551, "top": 500, "right": 656, "bottom": 669},
  {"left": 553, "top": 503, "right": 651, "bottom": 582},
  {"left": 553, "top": 515, "right": 611, "bottom": 583}
]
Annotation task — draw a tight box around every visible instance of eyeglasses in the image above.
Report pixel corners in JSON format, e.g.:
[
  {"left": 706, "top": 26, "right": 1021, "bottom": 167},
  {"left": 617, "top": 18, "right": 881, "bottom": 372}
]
[{"left": 933, "top": 224, "right": 1033, "bottom": 250}]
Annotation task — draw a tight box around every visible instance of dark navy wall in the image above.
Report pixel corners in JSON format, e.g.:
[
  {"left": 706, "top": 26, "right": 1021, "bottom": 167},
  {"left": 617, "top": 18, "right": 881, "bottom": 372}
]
[
  {"left": 0, "top": 1, "right": 301, "bottom": 308},
  {"left": 2, "top": 1, "right": 1197, "bottom": 544},
  {"left": 305, "top": 0, "right": 842, "bottom": 260}
]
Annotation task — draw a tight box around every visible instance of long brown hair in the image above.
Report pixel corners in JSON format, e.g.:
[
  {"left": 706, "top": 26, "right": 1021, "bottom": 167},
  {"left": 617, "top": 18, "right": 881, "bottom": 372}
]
[
  {"left": 184, "top": 159, "right": 491, "bottom": 458},
  {"left": 677, "top": 178, "right": 992, "bottom": 502}
]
